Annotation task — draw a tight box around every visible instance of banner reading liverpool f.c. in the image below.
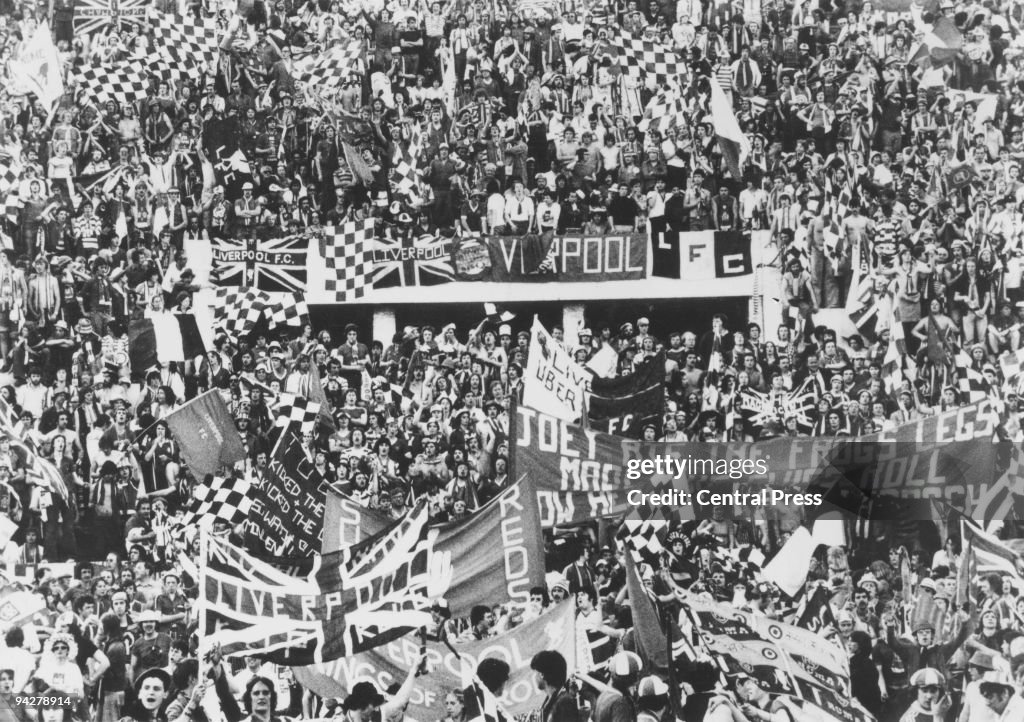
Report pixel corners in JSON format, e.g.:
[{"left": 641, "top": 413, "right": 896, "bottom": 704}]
[
  {"left": 212, "top": 235, "right": 309, "bottom": 292},
  {"left": 322, "top": 476, "right": 545, "bottom": 617},
  {"left": 514, "top": 404, "right": 997, "bottom": 527},
  {"left": 293, "top": 600, "right": 576, "bottom": 720}
]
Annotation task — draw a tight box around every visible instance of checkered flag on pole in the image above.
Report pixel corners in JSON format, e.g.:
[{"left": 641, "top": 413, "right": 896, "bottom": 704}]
[
  {"left": 151, "top": 11, "right": 221, "bottom": 72},
  {"left": 182, "top": 473, "right": 253, "bottom": 528},
  {"left": 638, "top": 86, "right": 687, "bottom": 136},
  {"left": 612, "top": 29, "right": 688, "bottom": 85},
  {"left": 71, "top": 61, "right": 152, "bottom": 108},
  {"left": 617, "top": 513, "right": 668, "bottom": 569},
  {"left": 294, "top": 40, "right": 365, "bottom": 90},
  {"left": 391, "top": 123, "right": 423, "bottom": 199},
  {"left": 955, "top": 350, "right": 990, "bottom": 403},
  {"left": 267, "top": 292, "right": 309, "bottom": 330},
  {"left": 322, "top": 220, "right": 374, "bottom": 303},
  {"left": 214, "top": 287, "right": 272, "bottom": 337},
  {"left": 273, "top": 392, "right": 321, "bottom": 435},
  {"left": 0, "top": 157, "right": 19, "bottom": 197}
]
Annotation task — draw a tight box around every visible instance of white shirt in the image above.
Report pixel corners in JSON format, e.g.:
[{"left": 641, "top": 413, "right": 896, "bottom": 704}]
[
  {"left": 486, "top": 193, "right": 506, "bottom": 228},
  {"left": 646, "top": 189, "right": 667, "bottom": 218},
  {"left": 505, "top": 194, "right": 535, "bottom": 223}
]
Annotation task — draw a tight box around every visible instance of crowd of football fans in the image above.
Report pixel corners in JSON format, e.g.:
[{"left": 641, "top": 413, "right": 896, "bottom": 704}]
[{"left": 2, "top": 0, "right": 1024, "bottom": 719}]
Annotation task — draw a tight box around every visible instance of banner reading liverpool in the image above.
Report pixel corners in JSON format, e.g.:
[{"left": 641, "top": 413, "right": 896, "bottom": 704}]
[
  {"left": 514, "top": 405, "right": 997, "bottom": 527},
  {"left": 212, "top": 235, "right": 309, "bottom": 292},
  {"left": 293, "top": 600, "right": 576, "bottom": 720},
  {"left": 322, "top": 477, "right": 545, "bottom": 617},
  {"left": 203, "top": 502, "right": 451, "bottom": 664},
  {"left": 372, "top": 232, "right": 455, "bottom": 287},
  {"left": 483, "top": 233, "right": 646, "bottom": 282},
  {"left": 74, "top": 0, "right": 147, "bottom": 35}
]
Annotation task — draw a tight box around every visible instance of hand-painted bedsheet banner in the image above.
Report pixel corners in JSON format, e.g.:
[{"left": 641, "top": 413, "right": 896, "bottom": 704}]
[{"left": 514, "top": 401, "right": 999, "bottom": 527}]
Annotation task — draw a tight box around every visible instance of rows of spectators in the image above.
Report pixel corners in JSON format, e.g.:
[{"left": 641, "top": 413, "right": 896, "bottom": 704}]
[{"left": 1, "top": 0, "right": 1024, "bottom": 720}]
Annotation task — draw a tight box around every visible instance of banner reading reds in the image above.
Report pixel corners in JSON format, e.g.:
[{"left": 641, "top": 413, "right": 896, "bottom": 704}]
[{"left": 514, "top": 404, "right": 998, "bottom": 527}]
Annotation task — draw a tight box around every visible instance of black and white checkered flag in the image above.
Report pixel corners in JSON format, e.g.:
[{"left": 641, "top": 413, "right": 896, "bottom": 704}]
[
  {"left": 268, "top": 292, "right": 309, "bottom": 330},
  {"left": 151, "top": 11, "right": 221, "bottom": 73},
  {"left": 183, "top": 474, "right": 252, "bottom": 527},
  {"left": 617, "top": 516, "right": 667, "bottom": 569},
  {"left": 294, "top": 40, "right": 365, "bottom": 90},
  {"left": 273, "top": 392, "right": 321, "bottom": 435},
  {"left": 72, "top": 61, "right": 151, "bottom": 108},
  {"left": 0, "top": 157, "right": 18, "bottom": 197},
  {"left": 214, "top": 287, "right": 272, "bottom": 337},
  {"left": 323, "top": 220, "right": 374, "bottom": 303},
  {"left": 612, "top": 29, "right": 688, "bottom": 85}
]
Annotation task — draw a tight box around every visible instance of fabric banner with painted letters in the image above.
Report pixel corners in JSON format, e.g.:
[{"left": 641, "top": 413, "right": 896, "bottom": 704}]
[
  {"left": 322, "top": 491, "right": 392, "bottom": 553},
  {"left": 513, "top": 404, "right": 997, "bottom": 527},
  {"left": 202, "top": 503, "right": 447, "bottom": 664},
  {"left": 523, "top": 317, "right": 589, "bottom": 422},
  {"left": 651, "top": 229, "right": 755, "bottom": 281},
  {"left": 482, "top": 233, "right": 646, "bottom": 282},
  {"left": 587, "top": 350, "right": 665, "bottom": 437},
  {"left": 322, "top": 477, "right": 545, "bottom": 617},
  {"left": 246, "top": 425, "right": 326, "bottom": 557},
  {"left": 294, "top": 600, "right": 576, "bottom": 720}
]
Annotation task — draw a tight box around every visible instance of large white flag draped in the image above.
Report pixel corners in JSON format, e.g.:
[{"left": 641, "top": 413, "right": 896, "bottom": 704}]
[{"left": 7, "top": 22, "right": 64, "bottom": 112}]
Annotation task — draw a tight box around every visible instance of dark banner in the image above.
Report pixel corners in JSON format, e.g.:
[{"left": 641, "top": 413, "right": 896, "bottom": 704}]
[
  {"left": 588, "top": 351, "right": 665, "bottom": 437},
  {"left": 514, "top": 405, "right": 997, "bottom": 527},
  {"left": 246, "top": 427, "right": 326, "bottom": 556},
  {"left": 464, "top": 233, "right": 645, "bottom": 282}
]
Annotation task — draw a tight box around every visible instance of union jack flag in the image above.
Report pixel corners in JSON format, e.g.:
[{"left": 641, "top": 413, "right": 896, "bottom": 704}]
[
  {"left": 73, "top": 0, "right": 147, "bottom": 36},
  {"left": 371, "top": 231, "right": 454, "bottom": 288},
  {"left": 212, "top": 235, "right": 309, "bottom": 293}
]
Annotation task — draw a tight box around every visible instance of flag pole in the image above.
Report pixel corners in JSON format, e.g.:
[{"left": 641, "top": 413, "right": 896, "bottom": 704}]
[{"left": 660, "top": 600, "right": 685, "bottom": 720}]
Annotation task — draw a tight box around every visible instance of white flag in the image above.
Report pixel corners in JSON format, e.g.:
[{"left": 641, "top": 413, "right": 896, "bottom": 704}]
[
  {"left": 7, "top": 22, "right": 64, "bottom": 111},
  {"left": 523, "top": 316, "right": 589, "bottom": 422},
  {"left": 761, "top": 526, "right": 817, "bottom": 597}
]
